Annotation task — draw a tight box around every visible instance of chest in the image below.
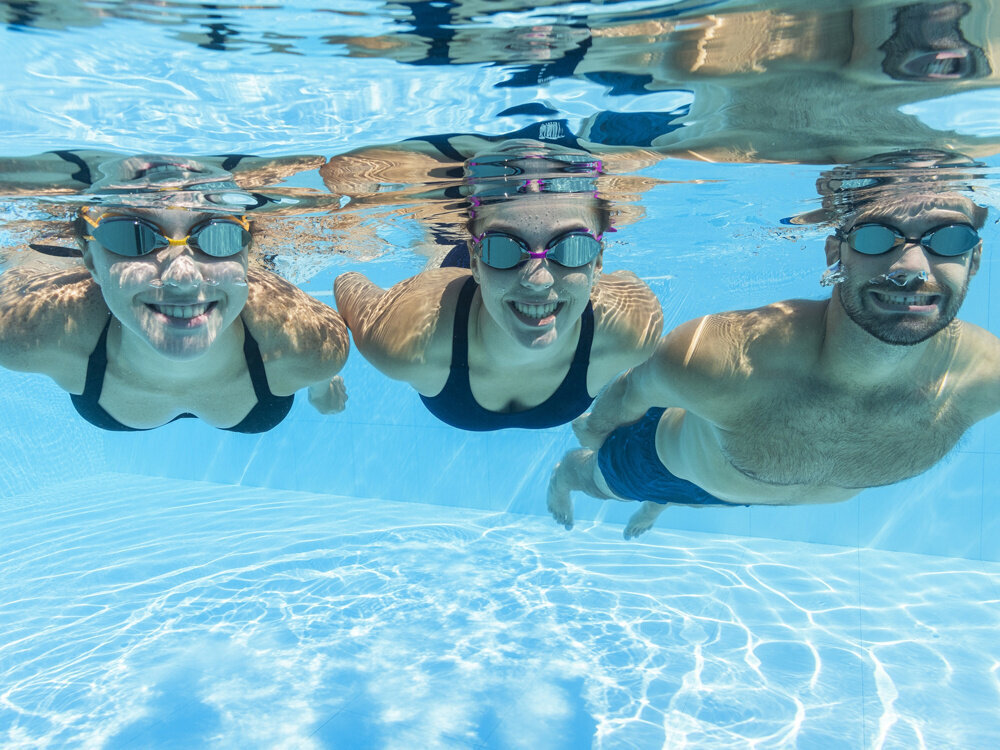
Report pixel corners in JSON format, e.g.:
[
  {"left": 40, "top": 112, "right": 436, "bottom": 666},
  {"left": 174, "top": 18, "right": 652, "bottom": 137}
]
[
  {"left": 98, "top": 364, "right": 259, "bottom": 430},
  {"left": 722, "top": 379, "right": 972, "bottom": 488}
]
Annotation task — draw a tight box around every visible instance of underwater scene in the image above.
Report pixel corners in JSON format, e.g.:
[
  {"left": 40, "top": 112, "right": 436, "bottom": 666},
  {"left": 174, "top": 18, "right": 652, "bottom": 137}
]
[{"left": 1, "top": 0, "right": 1000, "bottom": 748}]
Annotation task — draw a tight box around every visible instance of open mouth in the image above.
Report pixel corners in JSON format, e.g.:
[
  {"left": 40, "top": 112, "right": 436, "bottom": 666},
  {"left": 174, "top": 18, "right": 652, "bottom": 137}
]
[
  {"left": 870, "top": 290, "right": 940, "bottom": 313},
  {"left": 510, "top": 300, "right": 562, "bottom": 325},
  {"left": 147, "top": 301, "right": 217, "bottom": 326}
]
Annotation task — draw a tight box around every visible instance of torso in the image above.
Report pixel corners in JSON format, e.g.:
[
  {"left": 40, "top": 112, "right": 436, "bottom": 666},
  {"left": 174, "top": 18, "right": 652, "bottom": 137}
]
[
  {"left": 77, "top": 316, "right": 280, "bottom": 430},
  {"left": 657, "top": 302, "right": 981, "bottom": 505},
  {"left": 418, "top": 276, "right": 595, "bottom": 430}
]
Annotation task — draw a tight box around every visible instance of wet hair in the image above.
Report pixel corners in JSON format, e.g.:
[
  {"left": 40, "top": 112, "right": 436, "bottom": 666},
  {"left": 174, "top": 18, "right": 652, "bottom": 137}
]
[
  {"left": 465, "top": 194, "right": 614, "bottom": 240},
  {"left": 818, "top": 149, "right": 990, "bottom": 228},
  {"left": 842, "top": 190, "right": 988, "bottom": 230}
]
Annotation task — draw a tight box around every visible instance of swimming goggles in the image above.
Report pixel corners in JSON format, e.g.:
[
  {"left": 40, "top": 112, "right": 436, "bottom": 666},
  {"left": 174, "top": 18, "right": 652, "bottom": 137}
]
[
  {"left": 840, "top": 223, "right": 979, "bottom": 257},
  {"left": 82, "top": 211, "right": 252, "bottom": 258},
  {"left": 472, "top": 230, "right": 606, "bottom": 269}
]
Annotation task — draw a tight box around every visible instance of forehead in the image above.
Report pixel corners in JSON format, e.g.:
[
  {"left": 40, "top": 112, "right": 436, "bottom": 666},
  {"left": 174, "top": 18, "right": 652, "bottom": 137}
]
[{"left": 91, "top": 208, "right": 220, "bottom": 230}]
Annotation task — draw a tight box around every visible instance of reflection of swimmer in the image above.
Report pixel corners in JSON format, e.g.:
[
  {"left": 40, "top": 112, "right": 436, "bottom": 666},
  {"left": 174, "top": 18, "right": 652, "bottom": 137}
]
[
  {"left": 334, "top": 145, "right": 662, "bottom": 431},
  {"left": 0, "top": 158, "right": 349, "bottom": 431},
  {"left": 549, "top": 151, "right": 999, "bottom": 538}
]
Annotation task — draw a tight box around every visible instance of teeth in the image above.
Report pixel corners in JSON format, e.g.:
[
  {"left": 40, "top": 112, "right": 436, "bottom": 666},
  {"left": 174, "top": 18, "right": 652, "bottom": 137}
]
[
  {"left": 874, "top": 292, "right": 935, "bottom": 306},
  {"left": 151, "top": 302, "right": 210, "bottom": 319},
  {"left": 513, "top": 301, "right": 558, "bottom": 319}
]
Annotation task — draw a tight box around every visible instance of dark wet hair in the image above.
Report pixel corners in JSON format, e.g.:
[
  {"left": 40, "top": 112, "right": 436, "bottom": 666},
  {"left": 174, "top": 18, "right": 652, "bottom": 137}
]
[{"left": 818, "top": 149, "right": 990, "bottom": 228}]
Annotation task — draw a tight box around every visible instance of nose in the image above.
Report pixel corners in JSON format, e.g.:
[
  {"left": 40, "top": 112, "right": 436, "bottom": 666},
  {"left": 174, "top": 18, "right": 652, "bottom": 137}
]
[
  {"left": 519, "top": 257, "right": 555, "bottom": 290},
  {"left": 885, "top": 241, "right": 933, "bottom": 285},
  {"left": 157, "top": 246, "right": 205, "bottom": 289}
]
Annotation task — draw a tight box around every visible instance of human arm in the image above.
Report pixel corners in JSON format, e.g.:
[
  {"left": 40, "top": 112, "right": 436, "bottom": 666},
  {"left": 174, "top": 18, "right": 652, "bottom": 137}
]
[
  {"left": 0, "top": 266, "right": 105, "bottom": 390},
  {"left": 242, "top": 270, "right": 350, "bottom": 403},
  {"left": 574, "top": 312, "right": 742, "bottom": 449},
  {"left": 333, "top": 268, "right": 466, "bottom": 392}
]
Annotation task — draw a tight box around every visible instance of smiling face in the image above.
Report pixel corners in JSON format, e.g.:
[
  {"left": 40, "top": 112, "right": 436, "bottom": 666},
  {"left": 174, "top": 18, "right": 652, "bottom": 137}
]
[
  {"left": 81, "top": 208, "right": 250, "bottom": 360},
  {"left": 833, "top": 201, "right": 982, "bottom": 346},
  {"left": 468, "top": 195, "right": 606, "bottom": 351}
]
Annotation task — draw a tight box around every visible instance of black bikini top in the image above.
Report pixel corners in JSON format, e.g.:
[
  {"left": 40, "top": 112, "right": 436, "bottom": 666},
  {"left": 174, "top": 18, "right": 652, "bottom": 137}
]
[
  {"left": 419, "top": 277, "right": 595, "bottom": 431},
  {"left": 70, "top": 317, "right": 293, "bottom": 433}
]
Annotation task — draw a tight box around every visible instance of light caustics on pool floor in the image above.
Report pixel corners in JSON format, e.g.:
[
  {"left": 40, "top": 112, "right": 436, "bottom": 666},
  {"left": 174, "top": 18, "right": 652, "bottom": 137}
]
[{"left": 1, "top": 474, "right": 999, "bottom": 750}]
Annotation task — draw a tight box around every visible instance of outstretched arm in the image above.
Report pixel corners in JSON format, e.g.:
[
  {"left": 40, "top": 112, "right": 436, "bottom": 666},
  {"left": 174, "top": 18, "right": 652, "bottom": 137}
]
[
  {"left": 0, "top": 266, "right": 105, "bottom": 390},
  {"left": 333, "top": 268, "right": 465, "bottom": 390},
  {"left": 574, "top": 313, "right": 738, "bottom": 449},
  {"left": 242, "top": 270, "right": 350, "bottom": 403}
]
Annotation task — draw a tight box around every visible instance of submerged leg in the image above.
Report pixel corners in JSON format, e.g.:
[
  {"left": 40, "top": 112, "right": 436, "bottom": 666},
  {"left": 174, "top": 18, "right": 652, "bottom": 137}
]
[
  {"left": 623, "top": 501, "right": 667, "bottom": 540},
  {"left": 547, "top": 448, "right": 614, "bottom": 530}
]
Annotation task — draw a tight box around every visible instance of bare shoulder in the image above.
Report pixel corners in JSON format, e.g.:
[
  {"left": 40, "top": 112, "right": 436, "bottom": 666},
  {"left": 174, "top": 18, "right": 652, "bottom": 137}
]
[
  {"left": 333, "top": 268, "right": 470, "bottom": 382},
  {"left": 590, "top": 270, "right": 664, "bottom": 355},
  {"left": 647, "top": 298, "right": 826, "bottom": 404},
  {"left": 242, "top": 270, "right": 350, "bottom": 388},
  {"left": 953, "top": 319, "right": 1000, "bottom": 419},
  {"left": 0, "top": 266, "right": 107, "bottom": 380}
]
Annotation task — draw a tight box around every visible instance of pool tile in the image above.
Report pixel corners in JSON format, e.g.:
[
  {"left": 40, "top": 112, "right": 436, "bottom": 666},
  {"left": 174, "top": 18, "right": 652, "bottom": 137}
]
[
  {"left": 980, "top": 458, "right": 1000, "bottom": 562},
  {"left": 858, "top": 450, "right": 984, "bottom": 559},
  {"left": 352, "top": 422, "right": 491, "bottom": 507},
  {"left": 485, "top": 427, "right": 577, "bottom": 515},
  {"left": 749, "top": 497, "right": 859, "bottom": 548}
]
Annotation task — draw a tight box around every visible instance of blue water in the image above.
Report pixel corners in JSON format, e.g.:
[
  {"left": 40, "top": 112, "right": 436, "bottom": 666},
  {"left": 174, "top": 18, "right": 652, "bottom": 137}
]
[
  {"left": 3, "top": 475, "right": 999, "bottom": 748},
  {"left": 2, "top": 1, "right": 1000, "bottom": 747}
]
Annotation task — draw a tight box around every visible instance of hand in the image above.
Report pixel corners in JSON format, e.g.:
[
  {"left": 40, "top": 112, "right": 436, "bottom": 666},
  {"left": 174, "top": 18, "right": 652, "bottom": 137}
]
[{"left": 308, "top": 376, "right": 347, "bottom": 414}]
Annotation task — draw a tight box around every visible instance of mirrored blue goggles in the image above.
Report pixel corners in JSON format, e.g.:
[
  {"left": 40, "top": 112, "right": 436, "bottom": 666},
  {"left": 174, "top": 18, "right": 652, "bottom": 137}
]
[
  {"left": 843, "top": 223, "right": 979, "bottom": 257},
  {"left": 472, "top": 230, "right": 605, "bottom": 269},
  {"left": 83, "top": 213, "right": 252, "bottom": 257}
]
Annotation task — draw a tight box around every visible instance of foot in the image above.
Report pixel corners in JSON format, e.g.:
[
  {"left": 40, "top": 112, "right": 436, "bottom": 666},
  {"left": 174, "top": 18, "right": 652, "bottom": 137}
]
[
  {"left": 624, "top": 501, "right": 665, "bottom": 540},
  {"left": 547, "top": 462, "right": 575, "bottom": 530}
]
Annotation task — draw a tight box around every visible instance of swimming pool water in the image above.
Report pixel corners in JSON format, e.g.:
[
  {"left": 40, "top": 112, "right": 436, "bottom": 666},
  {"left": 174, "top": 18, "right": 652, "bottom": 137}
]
[
  {"left": 3, "top": 474, "right": 999, "bottom": 749},
  {"left": 3, "top": 1, "right": 1000, "bottom": 747}
]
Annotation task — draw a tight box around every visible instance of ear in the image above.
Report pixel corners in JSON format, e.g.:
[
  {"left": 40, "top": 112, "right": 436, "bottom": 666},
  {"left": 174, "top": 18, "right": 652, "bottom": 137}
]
[
  {"left": 594, "top": 247, "right": 604, "bottom": 274},
  {"left": 969, "top": 242, "right": 982, "bottom": 277},
  {"left": 79, "top": 240, "right": 101, "bottom": 283},
  {"left": 468, "top": 239, "right": 481, "bottom": 284},
  {"left": 824, "top": 235, "right": 842, "bottom": 266}
]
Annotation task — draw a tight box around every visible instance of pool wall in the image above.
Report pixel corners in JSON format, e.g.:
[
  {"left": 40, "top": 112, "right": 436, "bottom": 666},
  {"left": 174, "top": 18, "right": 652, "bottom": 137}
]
[{"left": 3, "top": 245, "right": 997, "bottom": 563}]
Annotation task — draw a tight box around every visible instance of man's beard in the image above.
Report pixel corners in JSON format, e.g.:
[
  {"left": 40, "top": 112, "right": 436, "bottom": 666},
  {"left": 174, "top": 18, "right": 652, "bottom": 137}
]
[{"left": 837, "top": 272, "right": 968, "bottom": 346}]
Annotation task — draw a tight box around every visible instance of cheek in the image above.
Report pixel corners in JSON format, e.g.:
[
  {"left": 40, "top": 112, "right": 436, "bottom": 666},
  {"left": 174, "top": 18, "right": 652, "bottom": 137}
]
[
  {"left": 101, "top": 259, "right": 159, "bottom": 289},
  {"left": 205, "top": 258, "right": 250, "bottom": 286}
]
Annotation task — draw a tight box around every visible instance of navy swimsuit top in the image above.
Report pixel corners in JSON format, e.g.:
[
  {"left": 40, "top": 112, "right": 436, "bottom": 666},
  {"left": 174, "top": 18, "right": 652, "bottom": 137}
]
[
  {"left": 420, "top": 277, "right": 596, "bottom": 431},
  {"left": 71, "top": 317, "right": 294, "bottom": 433}
]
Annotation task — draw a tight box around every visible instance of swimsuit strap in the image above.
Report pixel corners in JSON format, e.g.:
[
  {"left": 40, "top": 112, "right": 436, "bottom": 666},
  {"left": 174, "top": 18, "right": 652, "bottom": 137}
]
[
  {"left": 79, "top": 315, "right": 114, "bottom": 404},
  {"left": 242, "top": 321, "right": 274, "bottom": 402},
  {"left": 571, "top": 302, "right": 595, "bottom": 367},
  {"left": 225, "top": 321, "right": 295, "bottom": 434},
  {"left": 449, "top": 276, "right": 478, "bottom": 370}
]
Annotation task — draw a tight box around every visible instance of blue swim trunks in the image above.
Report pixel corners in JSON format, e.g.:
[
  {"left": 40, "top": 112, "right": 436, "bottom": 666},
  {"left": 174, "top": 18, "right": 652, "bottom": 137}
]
[{"left": 597, "top": 408, "right": 737, "bottom": 506}]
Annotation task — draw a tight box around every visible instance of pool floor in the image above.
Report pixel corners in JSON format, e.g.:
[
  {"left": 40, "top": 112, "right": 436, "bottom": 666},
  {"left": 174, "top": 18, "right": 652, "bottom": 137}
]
[{"left": 2, "top": 474, "right": 998, "bottom": 749}]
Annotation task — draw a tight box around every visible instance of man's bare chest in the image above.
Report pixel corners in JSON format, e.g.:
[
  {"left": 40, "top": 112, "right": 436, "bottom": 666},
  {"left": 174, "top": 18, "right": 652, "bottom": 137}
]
[{"left": 720, "top": 380, "right": 971, "bottom": 489}]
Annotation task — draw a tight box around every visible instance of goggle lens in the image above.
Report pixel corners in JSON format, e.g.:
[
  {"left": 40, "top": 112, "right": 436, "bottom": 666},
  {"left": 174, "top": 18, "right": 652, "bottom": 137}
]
[
  {"left": 92, "top": 219, "right": 163, "bottom": 256},
  {"left": 924, "top": 224, "right": 979, "bottom": 256},
  {"left": 193, "top": 221, "right": 252, "bottom": 256},
  {"left": 477, "top": 232, "right": 601, "bottom": 269},
  {"left": 847, "top": 223, "right": 979, "bottom": 257},
  {"left": 549, "top": 233, "right": 601, "bottom": 266},
  {"left": 90, "top": 217, "right": 251, "bottom": 257}
]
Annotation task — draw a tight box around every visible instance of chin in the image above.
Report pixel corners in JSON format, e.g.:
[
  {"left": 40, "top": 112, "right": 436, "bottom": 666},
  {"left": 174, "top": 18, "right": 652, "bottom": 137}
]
[{"left": 147, "top": 332, "right": 216, "bottom": 360}]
